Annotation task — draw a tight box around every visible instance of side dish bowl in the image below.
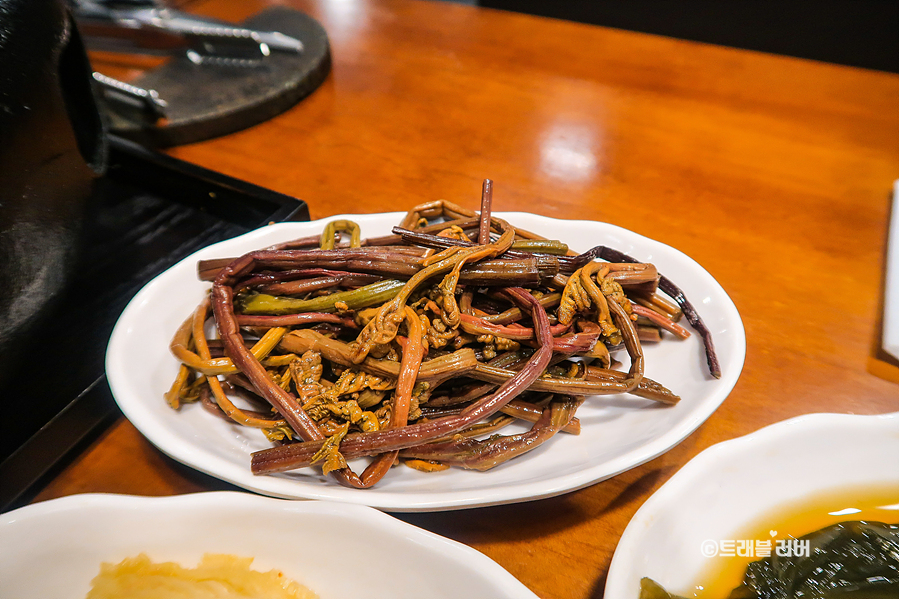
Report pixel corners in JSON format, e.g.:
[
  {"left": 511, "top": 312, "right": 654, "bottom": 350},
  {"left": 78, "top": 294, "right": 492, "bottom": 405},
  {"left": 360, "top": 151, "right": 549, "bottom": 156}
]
[
  {"left": 604, "top": 411, "right": 899, "bottom": 599},
  {"left": 0, "top": 492, "right": 538, "bottom": 599},
  {"left": 106, "top": 212, "right": 745, "bottom": 511}
]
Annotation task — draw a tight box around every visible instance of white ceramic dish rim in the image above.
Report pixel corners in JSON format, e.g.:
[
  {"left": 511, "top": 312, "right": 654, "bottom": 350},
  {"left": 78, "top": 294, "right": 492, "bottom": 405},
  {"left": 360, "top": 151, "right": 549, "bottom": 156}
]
[
  {"left": 106, "top": 212, "right": 746, "bottom": 511},
  {"left": 0, "top": 491, "right": 538, "bottom": 599},
  {"left": 604, "top": 411, "right": 899, "bottom": 599},
  {"left": 882, "top": 180, "right": 899, "bottom": 359}
]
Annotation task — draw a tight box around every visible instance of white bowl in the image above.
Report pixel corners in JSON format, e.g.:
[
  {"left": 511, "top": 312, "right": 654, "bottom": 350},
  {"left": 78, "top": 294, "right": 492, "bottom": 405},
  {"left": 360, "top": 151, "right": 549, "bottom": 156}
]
[
  {"left": 0, "top": 492, "right": 538, "bottom": 599},
  {"left": 604, "top": 412, "right": 899, "bottom": 599}
]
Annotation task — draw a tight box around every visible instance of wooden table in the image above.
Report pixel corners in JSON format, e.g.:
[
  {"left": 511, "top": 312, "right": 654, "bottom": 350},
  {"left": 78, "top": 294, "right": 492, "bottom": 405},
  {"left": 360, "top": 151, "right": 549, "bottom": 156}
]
[{"left": 33, "top": 1, "right": 899, "bottom": 597}]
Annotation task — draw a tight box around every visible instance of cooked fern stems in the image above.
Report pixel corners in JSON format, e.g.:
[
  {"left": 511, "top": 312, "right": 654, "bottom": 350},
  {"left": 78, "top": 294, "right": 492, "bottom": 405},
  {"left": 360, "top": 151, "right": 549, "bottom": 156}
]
[{"left": 167, "top": 180, "right": 720, "bottom": 488}]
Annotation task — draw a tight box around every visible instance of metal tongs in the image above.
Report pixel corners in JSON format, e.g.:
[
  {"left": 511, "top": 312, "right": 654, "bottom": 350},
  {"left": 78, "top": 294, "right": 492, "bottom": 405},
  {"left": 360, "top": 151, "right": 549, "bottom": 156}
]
[
  {"left": 74, "top": 0, "right": 304, "bottom": 124},
  {"left": 75, "top": 0, "right": 303, "bottom": 62}
]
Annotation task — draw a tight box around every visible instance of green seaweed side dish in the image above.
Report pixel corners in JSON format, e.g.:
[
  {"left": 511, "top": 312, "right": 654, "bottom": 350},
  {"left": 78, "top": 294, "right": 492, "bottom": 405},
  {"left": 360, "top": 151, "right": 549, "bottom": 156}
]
[{"left": 640, "top": 521, "right": 899, "bottom": 599}]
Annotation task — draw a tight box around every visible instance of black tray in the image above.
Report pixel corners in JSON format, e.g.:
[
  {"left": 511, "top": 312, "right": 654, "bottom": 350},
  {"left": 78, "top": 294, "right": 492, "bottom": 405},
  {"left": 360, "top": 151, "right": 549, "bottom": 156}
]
[{"left": 0, "top": 136, "right": 308, "bottom": 510}]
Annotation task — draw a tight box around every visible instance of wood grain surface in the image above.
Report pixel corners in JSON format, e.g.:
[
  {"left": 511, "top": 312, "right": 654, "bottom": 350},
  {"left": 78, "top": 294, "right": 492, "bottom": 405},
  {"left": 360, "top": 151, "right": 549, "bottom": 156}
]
[{"left": 35, "top": 1, "right": 899, "bottom": 598}]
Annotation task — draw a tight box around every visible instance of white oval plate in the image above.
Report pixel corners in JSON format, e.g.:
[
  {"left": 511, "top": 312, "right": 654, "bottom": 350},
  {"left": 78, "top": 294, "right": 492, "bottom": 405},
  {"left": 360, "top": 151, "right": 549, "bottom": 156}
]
[
  {"left": 604, "top": 412, "right": 899, "bottom": 599},
  {"left": 106, "top": 212, "right": 745, "bottom": 511},
  {"left": 0, "top": 492, "right": 537, "bottom": 599}
]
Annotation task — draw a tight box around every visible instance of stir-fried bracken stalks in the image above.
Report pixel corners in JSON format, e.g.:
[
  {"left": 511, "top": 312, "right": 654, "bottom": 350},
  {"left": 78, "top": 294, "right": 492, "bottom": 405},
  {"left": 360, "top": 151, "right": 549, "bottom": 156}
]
[{"left": 166, "top": 180, "right": 719, "bottom": 487}]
